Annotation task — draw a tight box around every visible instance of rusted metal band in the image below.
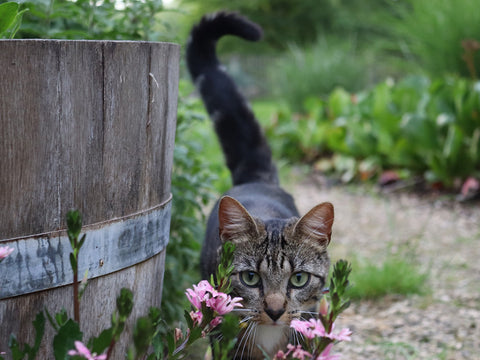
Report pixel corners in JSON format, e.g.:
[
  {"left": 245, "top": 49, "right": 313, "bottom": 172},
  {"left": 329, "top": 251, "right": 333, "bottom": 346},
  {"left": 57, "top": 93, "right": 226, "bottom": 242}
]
[{"left": 0, "top": 195, "right": 172, "bottom": 299}]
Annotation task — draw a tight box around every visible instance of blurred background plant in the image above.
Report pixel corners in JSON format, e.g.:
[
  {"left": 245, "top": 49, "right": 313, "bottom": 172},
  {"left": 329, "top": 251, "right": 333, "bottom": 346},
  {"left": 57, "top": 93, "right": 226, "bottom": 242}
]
[{"left": 1, "top": 0, "right": 479, "bottom": 329}]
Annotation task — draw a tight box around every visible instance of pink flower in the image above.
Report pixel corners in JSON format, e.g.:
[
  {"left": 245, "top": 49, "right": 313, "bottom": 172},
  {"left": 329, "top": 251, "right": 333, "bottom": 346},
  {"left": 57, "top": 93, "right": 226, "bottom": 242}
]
[
  {"left": 174, "top": 328, "right": 183, "bottom": 342},
  {"left": 186, "top": 280, "right": 243, "bottom": 317},
  {"left": 319, "top": 297, "right": 329, "bottom": 317},
  {"left": 67, "top": 341, "right": 106, "bottom": 360},
  {"left": 274, "top": 350, "right": 287, "bottom": 359},
  {"left": 185, "top": 280, "right": 216, "bottom": 309},
  {"left": 325, "top": 323, "right": 352, "bottom": 342},
  {"left": 0, "top": 246, "right": 14, "bottom": 260},
  {"left": 287, "top": 344, "right": 312, "bottom": 360},
  {"left": 290, "top": 319, "right": 326, "bottom": 339},
  {"left": 209, "top": 316, "right": 222, "bottom": 328},
  {"left": 190, "top": 310, "right": 203, "bottom": 326},
  {"left": 207, "top": 292, "right": 243, "bottom": 315},
  {"left": 315, "top": 343, "right": 340, "bottom": 360},
  {"left": 291, "top": 319, "right": 351, "bottom": 342}
]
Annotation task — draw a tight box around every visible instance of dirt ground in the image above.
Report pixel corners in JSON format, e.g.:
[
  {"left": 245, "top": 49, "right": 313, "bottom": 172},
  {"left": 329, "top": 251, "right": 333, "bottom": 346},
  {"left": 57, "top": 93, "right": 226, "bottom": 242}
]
[{"left": 289, "top": 173, "right": 480, "bottom": 360}]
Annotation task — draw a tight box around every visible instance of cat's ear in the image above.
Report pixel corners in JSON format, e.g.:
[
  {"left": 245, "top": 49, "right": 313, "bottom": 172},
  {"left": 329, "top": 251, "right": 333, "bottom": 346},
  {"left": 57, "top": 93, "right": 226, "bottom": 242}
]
[
  {"left": 218, "top": 196, "right": 259, "bottom": 243},
  {"left": 293, "top": 202, "right": 334, "bottom": 249}
]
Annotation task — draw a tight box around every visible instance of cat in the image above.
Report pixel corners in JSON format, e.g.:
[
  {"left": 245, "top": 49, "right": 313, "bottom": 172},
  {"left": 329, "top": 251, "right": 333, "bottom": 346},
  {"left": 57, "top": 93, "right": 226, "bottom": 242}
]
[{"left": 186, "top": 12, "right": 334, "bottom": 360}]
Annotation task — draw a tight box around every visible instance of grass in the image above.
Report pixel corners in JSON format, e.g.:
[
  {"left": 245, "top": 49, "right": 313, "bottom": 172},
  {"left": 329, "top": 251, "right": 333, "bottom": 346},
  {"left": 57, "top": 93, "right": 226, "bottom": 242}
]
[
  {"left": 391, "top": 0, "right": 480, "bottom": 77},
  {"left": 378, "top": 341, "right": 418, "bottom": 360},
  {"left": 268, "top": 35, "right": 370, "bottom": 111},
  {"left": 346, "top": 254, "right": 429, "bottom": 300}
]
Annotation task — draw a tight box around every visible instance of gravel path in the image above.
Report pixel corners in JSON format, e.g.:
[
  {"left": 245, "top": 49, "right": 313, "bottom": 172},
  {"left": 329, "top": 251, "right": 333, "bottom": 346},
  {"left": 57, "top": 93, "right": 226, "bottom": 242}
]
[{"left": 290, "top": 174, "right": 480, "bottom": 360}]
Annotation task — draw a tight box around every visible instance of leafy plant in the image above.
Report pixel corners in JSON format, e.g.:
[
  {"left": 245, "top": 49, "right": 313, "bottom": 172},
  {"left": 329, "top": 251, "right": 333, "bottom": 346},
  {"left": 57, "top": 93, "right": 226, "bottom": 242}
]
[
  {"left": 390, "top": 0, "right": 480, "bottom": 78},
  {"left": 266, "top": 75, "right": 480, "bottom": 188},
  {"left": 163, "top": 80, "right": 217, "bottom": 325},
  {"left": 0, "top": 1, "right": 27, "bottom": 38},
  {"left": 5, "top": 0, "right": 175, "bottom": 42},
  {"left": 269, "top": 35, "right": 369, "bottom": 112},
  {"left": 347, "top": 255, "right": 428, "bottom": 300}
]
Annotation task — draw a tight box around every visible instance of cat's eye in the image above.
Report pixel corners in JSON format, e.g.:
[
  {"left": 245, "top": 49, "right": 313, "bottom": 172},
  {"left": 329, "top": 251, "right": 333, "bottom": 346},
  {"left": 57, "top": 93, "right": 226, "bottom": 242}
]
[
  {"left": 240, "top": 271, "right": 261, "bottom": 287},
  {"left": 290, "top": 272, "right": 310, "bottom": 288}
]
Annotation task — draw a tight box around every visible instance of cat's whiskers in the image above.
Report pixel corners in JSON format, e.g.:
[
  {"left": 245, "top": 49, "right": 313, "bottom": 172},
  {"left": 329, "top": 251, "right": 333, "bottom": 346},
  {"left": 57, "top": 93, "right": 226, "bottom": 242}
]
[
  {"left": 249, "top": 322, "right": 258, "bottom": 359},
  {"left": 234, "top": 321, "right": 255, "bottom": 360},
  {"left": 299, "top": 310, "right": 319, "bottom": 316},
  {"left": 240, "top": 315, "right": 254, "bottom": 324},
  {"left": 233, "top": 322, "right": 248, "bottom": 359}
]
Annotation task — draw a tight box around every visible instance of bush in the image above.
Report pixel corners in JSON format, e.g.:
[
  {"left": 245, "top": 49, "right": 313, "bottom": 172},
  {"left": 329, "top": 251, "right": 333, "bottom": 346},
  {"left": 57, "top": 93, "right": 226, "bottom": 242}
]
[
  {"left": 163, "top": 81, "right": 217, "bottom": 324},
  {"left": 269, "top": 35, "right": 369, "bottom": 112},
  {"left": 391, "top": 0, "right": 480, "bottom": 78},
  {"left": 347, "top": 255, "right": 428, "bottom": 300},
  {"left": 4, "top": 0, "right": 175, "bottom": 41},
  {"left": 265, "top": 75, "right": 480, "bottom": 187}
]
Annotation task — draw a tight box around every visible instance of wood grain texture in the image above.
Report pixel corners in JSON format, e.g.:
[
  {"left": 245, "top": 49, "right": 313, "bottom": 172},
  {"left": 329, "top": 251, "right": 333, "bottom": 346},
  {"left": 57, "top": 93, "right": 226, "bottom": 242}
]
[{"left": 0, "top": 39, "right": 179, "bottom": 358}]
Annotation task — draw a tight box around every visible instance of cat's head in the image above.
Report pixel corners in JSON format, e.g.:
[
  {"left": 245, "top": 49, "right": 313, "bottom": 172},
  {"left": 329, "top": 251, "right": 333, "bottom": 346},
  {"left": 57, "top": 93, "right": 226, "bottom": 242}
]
[{"left": 217, "top": 196, "right": 334, "bottom": 351}]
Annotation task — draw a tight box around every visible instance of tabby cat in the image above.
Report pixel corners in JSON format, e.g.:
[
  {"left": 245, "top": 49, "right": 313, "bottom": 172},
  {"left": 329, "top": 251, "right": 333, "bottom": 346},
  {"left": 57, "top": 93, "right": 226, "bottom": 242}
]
[{"left": 186, "top": 12, "right": 334, "bottom": 360}]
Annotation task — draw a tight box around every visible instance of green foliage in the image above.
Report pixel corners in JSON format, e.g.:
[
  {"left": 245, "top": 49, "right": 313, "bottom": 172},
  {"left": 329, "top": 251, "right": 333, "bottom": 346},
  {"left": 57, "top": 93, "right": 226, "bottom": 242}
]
[
  {"left": 347, "top": 255, "right": 428, "bottom": 300},
  {"left": 391, "top": 0, "right": 480, "bottom": 78},
  {"left": 53, "top": 319, "right": 83, "bottom": 360},
  {"left": 321, "top": 259, "right": 352, "bottom": 334},
  {"left": 266, "top": 75, "right": 480, "bottom": 187},
  {"left": 7, "top": 312, "right": 45, "bottom": 360},
  {"left": 3, "top": 0, "right": 175, "bottom": 41},
  {"left": 0, "top": 1, "right": 27, "bottom": 38},
  {"left": 269, "top": 36, "right": 369, "bottom": 111},
  {"left": 162, "top": 81, "right": 217, "bottom": 325},
  {"left": 212, "top": 242, "right": 236, "bottom": 294},
  {"left": 179, "top": 0, "right": 395, "bottom": 54}
]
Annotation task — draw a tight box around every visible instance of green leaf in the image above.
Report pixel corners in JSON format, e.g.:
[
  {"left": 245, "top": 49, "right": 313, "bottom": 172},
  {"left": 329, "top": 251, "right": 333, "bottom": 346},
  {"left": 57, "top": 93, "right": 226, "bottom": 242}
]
[
  {"left": 69, "top": 252, "right": 77, "bottom": 273},
  {"left": 66, "top": 210, "right": 82, "bottom": 241},
  {"left": 78, "top": 234, "right": 86, "bottom": 250},
  {"left": 0, "top": 2, "right": 19, "bottom": 36},
  {"left": 165, "top": 331, "right": 175, "bottom": 356},
  {"left": 148, "top": 306, "right": 162, "bottom": 326},
  {"left": 328, "top": 88, "right": 351, "bottom": 118},
  {"left": 184, "top": 309, "right": 193, "bottom": 329},
  {"left": 133, "top": 317, "right": 154, "bottom": 356},
  {"left": 55, "top": 309, "right": 68, "bottom": 328},
  {"left": 8, "top": 334, "right": 24, "bottom": 360},
  {"left": 116, "top": 288, "right": 134, "bottom": 319},
  {"left": 27, "top": 311, "right": 45, "bottom": 359},
  {"left": 53, "top": 319, "right": 83, "bottom": 360},
  {"left": 45, "top": 309, "right": 59, "bottom": 332},
  {"left": 89, "top": 328, "right": 114, "bottom": 355}
]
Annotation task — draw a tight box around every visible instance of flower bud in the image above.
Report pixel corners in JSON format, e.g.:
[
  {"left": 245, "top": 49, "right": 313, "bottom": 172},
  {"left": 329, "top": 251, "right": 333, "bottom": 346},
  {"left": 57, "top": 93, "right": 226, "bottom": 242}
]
[{"left": 319, "top": 297, "right": 329, "bottom": 317}]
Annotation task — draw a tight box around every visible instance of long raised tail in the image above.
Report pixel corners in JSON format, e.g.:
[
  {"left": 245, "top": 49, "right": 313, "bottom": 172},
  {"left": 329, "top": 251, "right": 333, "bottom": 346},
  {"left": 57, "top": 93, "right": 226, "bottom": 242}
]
[{"left": 186, "top": 12, "right": 278, "bottom": 186}]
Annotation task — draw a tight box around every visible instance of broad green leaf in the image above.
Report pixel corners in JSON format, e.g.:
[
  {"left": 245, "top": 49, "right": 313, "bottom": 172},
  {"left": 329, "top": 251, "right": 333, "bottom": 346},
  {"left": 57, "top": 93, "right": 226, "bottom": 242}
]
[
  {"left": 0, "top": 2, "right": 18, "bottom": 36},
  {"left": 28, "top": 311, "right": 46, "bottom": 359},
  {"left": 89, "top": 327, "right": 114, "bottom": 355},
  {"left": 116, "top": 288, "right": 134, "bottom": 318},
  {"left": 53, "top": 319, "right": 83, "bottom": 360},
  {"left": 328, "top": 88, "right": 351, "bottom": 118},
  {"left": 133, "top": 317, "right": 154, "bottom": 355}
]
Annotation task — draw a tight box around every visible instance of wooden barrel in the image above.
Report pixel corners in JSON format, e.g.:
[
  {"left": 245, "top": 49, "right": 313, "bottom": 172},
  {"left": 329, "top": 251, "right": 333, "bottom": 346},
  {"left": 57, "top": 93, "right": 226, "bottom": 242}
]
[{"left": 0, "top": 40, "right": 179, "bottom": 358}]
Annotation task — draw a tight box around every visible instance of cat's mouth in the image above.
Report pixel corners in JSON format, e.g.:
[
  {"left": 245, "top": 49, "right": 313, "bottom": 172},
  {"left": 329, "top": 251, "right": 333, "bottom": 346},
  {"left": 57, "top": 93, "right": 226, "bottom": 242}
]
[{"left": 259, "top": 312, "right": 289, "bottom": 326}]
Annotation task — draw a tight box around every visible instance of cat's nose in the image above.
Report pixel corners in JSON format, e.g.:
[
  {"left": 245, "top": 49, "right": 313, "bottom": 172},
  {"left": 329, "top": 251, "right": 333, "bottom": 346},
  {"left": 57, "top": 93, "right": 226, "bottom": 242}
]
[
  {"left": 264, "top": 293, "right": 286, "bottom": 321},
  {"left": 265, "top": 308, "right": 285, "bottom": 322}
]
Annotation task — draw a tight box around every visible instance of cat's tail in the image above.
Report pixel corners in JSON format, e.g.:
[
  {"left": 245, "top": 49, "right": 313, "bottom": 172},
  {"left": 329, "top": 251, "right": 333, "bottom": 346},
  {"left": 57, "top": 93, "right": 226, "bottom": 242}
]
[{"left": 186, "top": 12, "right": 278, "bottom": 186}]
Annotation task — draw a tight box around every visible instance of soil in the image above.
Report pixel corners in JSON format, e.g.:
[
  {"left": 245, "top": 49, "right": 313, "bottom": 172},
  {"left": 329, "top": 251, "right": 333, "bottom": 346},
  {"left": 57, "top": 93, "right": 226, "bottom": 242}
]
[{"left": 289, "top": 173, "right": 480, "bottom": 360}]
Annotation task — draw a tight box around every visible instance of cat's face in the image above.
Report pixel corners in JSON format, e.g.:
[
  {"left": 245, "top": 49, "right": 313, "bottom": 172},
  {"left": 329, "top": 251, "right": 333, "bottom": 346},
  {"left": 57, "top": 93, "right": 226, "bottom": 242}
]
[{"left": 217, "top": 196, "right": 334, "bottom": 358}]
